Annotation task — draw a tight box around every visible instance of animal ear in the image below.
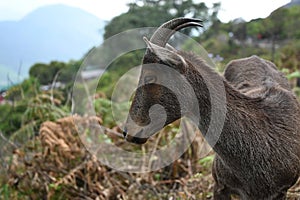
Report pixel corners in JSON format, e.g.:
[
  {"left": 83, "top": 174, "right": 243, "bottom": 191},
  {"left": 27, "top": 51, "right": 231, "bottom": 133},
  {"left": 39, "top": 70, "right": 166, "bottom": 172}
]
[
  {"left": 165, "top": 43, "right": 177, "bottom": 52},
  {"left": 143, "top": 37, "right": 187, "bottom": 71}
]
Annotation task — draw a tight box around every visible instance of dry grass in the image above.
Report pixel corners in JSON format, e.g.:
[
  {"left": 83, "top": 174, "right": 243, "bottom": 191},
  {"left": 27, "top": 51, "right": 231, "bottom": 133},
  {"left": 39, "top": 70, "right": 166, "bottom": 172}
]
[{"left": 2, "top": 115, "right": 300, "bottom": 199}]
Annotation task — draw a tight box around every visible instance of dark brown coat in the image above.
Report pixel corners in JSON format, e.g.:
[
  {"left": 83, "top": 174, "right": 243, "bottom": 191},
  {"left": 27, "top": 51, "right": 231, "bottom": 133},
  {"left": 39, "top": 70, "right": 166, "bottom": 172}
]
[{"left": 123, "top": 18, "right": 300, "bottom": 199}]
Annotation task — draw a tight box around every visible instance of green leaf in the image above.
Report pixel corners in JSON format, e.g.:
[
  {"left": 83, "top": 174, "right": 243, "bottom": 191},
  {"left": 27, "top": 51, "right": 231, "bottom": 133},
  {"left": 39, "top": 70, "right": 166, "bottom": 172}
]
[{"left": 287, "top": 71, "right": 300, "bottom": 80}]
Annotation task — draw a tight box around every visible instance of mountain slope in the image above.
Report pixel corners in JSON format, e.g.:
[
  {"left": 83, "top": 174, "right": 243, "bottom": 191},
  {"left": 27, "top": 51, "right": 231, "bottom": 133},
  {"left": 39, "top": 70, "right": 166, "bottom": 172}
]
[
  {"left": 283, "top": 0, "right": 300, "bottom": 8},
  {"left": 0, "top": 4, "right": 105, "bottom": 88}
]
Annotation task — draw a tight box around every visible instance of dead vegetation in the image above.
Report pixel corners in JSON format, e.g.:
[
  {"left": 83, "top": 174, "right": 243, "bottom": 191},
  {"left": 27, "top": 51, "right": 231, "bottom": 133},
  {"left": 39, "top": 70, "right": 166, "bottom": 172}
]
[{"left": 1, "top": 115, "right": 300, "bottom": 199}]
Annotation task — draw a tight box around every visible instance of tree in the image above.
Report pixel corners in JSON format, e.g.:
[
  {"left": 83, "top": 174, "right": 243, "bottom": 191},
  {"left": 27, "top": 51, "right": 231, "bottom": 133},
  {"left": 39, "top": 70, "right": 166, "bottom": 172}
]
[
  {"left": 104, "top": 5, "right": 173, "bottom": 39},
  {"left": 57, "top": 60, "right": 82, "bottom": 83},
  {"left": 90, "top": 1, "right": 221, "bottom": 98},
  {"left": 29, "top": 61, "right": 66, "bottom": 85},
  {"left": 104, "top": 0, "right": 221, "bottom": 39}
]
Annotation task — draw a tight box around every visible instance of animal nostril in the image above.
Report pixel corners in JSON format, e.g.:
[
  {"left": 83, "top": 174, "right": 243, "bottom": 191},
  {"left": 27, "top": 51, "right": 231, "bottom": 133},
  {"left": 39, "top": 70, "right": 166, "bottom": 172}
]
[{"left": 122, "top": 127, "right": 127, "bottom": 138}]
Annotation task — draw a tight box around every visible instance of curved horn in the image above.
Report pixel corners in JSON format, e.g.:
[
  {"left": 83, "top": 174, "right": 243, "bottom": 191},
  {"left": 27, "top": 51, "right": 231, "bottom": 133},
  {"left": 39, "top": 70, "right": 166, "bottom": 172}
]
[{"left": 150, "top": 18, "right": 203, "bottom": 47}]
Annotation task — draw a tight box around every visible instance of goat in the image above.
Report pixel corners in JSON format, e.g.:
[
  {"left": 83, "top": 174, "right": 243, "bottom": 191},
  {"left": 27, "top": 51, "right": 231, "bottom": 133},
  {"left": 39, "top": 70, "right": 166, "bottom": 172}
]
[{"left": 122, "top": 18, "right": 300, "bottom": 199}]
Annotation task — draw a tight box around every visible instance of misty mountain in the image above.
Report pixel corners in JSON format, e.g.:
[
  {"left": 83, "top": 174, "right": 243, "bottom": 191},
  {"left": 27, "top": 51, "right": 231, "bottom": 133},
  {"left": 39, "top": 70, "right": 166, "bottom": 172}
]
[{"left": 0, "top": 4, "right": 105, "bottom": 88}]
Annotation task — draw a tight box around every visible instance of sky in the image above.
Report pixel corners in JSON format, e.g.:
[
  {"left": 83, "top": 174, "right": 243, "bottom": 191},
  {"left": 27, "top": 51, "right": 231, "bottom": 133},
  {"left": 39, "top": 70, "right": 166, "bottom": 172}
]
[{"left": 0, "top": 0, "right": 291, "bottom": 23}]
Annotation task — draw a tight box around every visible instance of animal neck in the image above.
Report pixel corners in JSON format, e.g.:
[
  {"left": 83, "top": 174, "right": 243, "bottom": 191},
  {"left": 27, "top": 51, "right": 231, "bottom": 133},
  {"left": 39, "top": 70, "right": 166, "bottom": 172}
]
[{"left": 182, "top": 54, "right": 257, "bottom": 161}]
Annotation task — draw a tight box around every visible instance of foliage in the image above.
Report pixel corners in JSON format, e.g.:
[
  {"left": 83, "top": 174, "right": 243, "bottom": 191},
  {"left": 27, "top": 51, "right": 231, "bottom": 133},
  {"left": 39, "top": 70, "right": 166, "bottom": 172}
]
[
  {"left": 1, "top": 2, "right": 300, "bottom": 199},
  {"left": 220, "top": 6, "right": 300, "bottom": 42},
  {"left": 3, "top": 115, "right": 300, "bottom": 199},
  {"left": 96, "top": 50, "right": 144, "bottom": 98},
  {"left": 0, "top": 78, "right": 40, "bottom": 137},
  {"left": 57, "top": 59, "right": 82, "bottom": 83},
  {"left": 204, "top": 8, "right": 300, "bottom": 73},
  {"left": 94, "top": 98, "right": 115, "bottom": 126},
  {"left": 104, "top": 0, "right": 220, "bottom": 39},
  {"left": 22, "top": 91, "right": 68, "bottom": 126},
  {"left": 2, "top": 116, "right": 218, "bottom": 199},
  {"left": 29, "top": 60, "right": 82, "bottom": 86},
  {"left": 29, "top": 61, "right": 66, "bottom": 85},
  {"left": 94, "top": 98, "right": 129, "bottom": 127},
  {"left": 0, "top": 103, "right": 27, "bottom": 137},
  {"left": 104, "top": 5, "right": 172, "bottom": 39},
  {"left": 91, "top": 1, "right": 221, "bottom": 99},
  {"left": 279, "top": 40, "right": 300, "bottom": 71},
  {"left": 1, "top": 77, "right": 68, "bottom": 139},
  {"left": 5, "top": 77, "right": 39, "bottom": 101}
]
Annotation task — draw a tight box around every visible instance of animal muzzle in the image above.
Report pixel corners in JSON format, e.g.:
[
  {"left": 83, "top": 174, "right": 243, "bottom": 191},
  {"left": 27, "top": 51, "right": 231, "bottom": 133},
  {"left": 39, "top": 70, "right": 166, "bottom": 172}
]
[{"left": 123, "top": 128, "right": 148, "bottom": 144}]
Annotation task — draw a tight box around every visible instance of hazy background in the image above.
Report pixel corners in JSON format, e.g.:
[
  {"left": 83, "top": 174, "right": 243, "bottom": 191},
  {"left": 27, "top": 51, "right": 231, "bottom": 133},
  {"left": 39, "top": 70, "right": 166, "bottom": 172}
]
[{"left": 0, "top": 0, "right": 290, "bottom": 90}]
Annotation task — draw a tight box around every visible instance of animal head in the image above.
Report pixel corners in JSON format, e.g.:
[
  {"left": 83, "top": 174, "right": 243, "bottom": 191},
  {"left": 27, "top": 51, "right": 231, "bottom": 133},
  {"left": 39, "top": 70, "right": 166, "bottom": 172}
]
[{"left": 123, "top": 18, "right": 203, "bottom": 144}]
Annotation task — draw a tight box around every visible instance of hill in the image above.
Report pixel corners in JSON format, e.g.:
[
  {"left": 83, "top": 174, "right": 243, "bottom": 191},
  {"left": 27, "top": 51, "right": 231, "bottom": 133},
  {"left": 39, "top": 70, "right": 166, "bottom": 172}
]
[
  {"left": 0, "top": 4, "right": 105, "bottom": 89},
  {"left": 283, "top": 0, "right": 300, "bottom": 8}
]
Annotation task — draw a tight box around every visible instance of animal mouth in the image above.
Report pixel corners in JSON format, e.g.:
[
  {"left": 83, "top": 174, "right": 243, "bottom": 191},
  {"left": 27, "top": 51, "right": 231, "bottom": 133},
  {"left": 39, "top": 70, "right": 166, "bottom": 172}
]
[{"left": 124, "top": 128, "right": 148, "bottom": 144}]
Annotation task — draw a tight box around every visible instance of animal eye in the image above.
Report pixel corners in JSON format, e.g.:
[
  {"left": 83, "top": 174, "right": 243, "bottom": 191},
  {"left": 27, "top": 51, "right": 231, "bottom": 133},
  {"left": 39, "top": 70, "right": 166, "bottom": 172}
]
[{"left": 144, "top": 75, "right": 157, "bottom": 84}]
